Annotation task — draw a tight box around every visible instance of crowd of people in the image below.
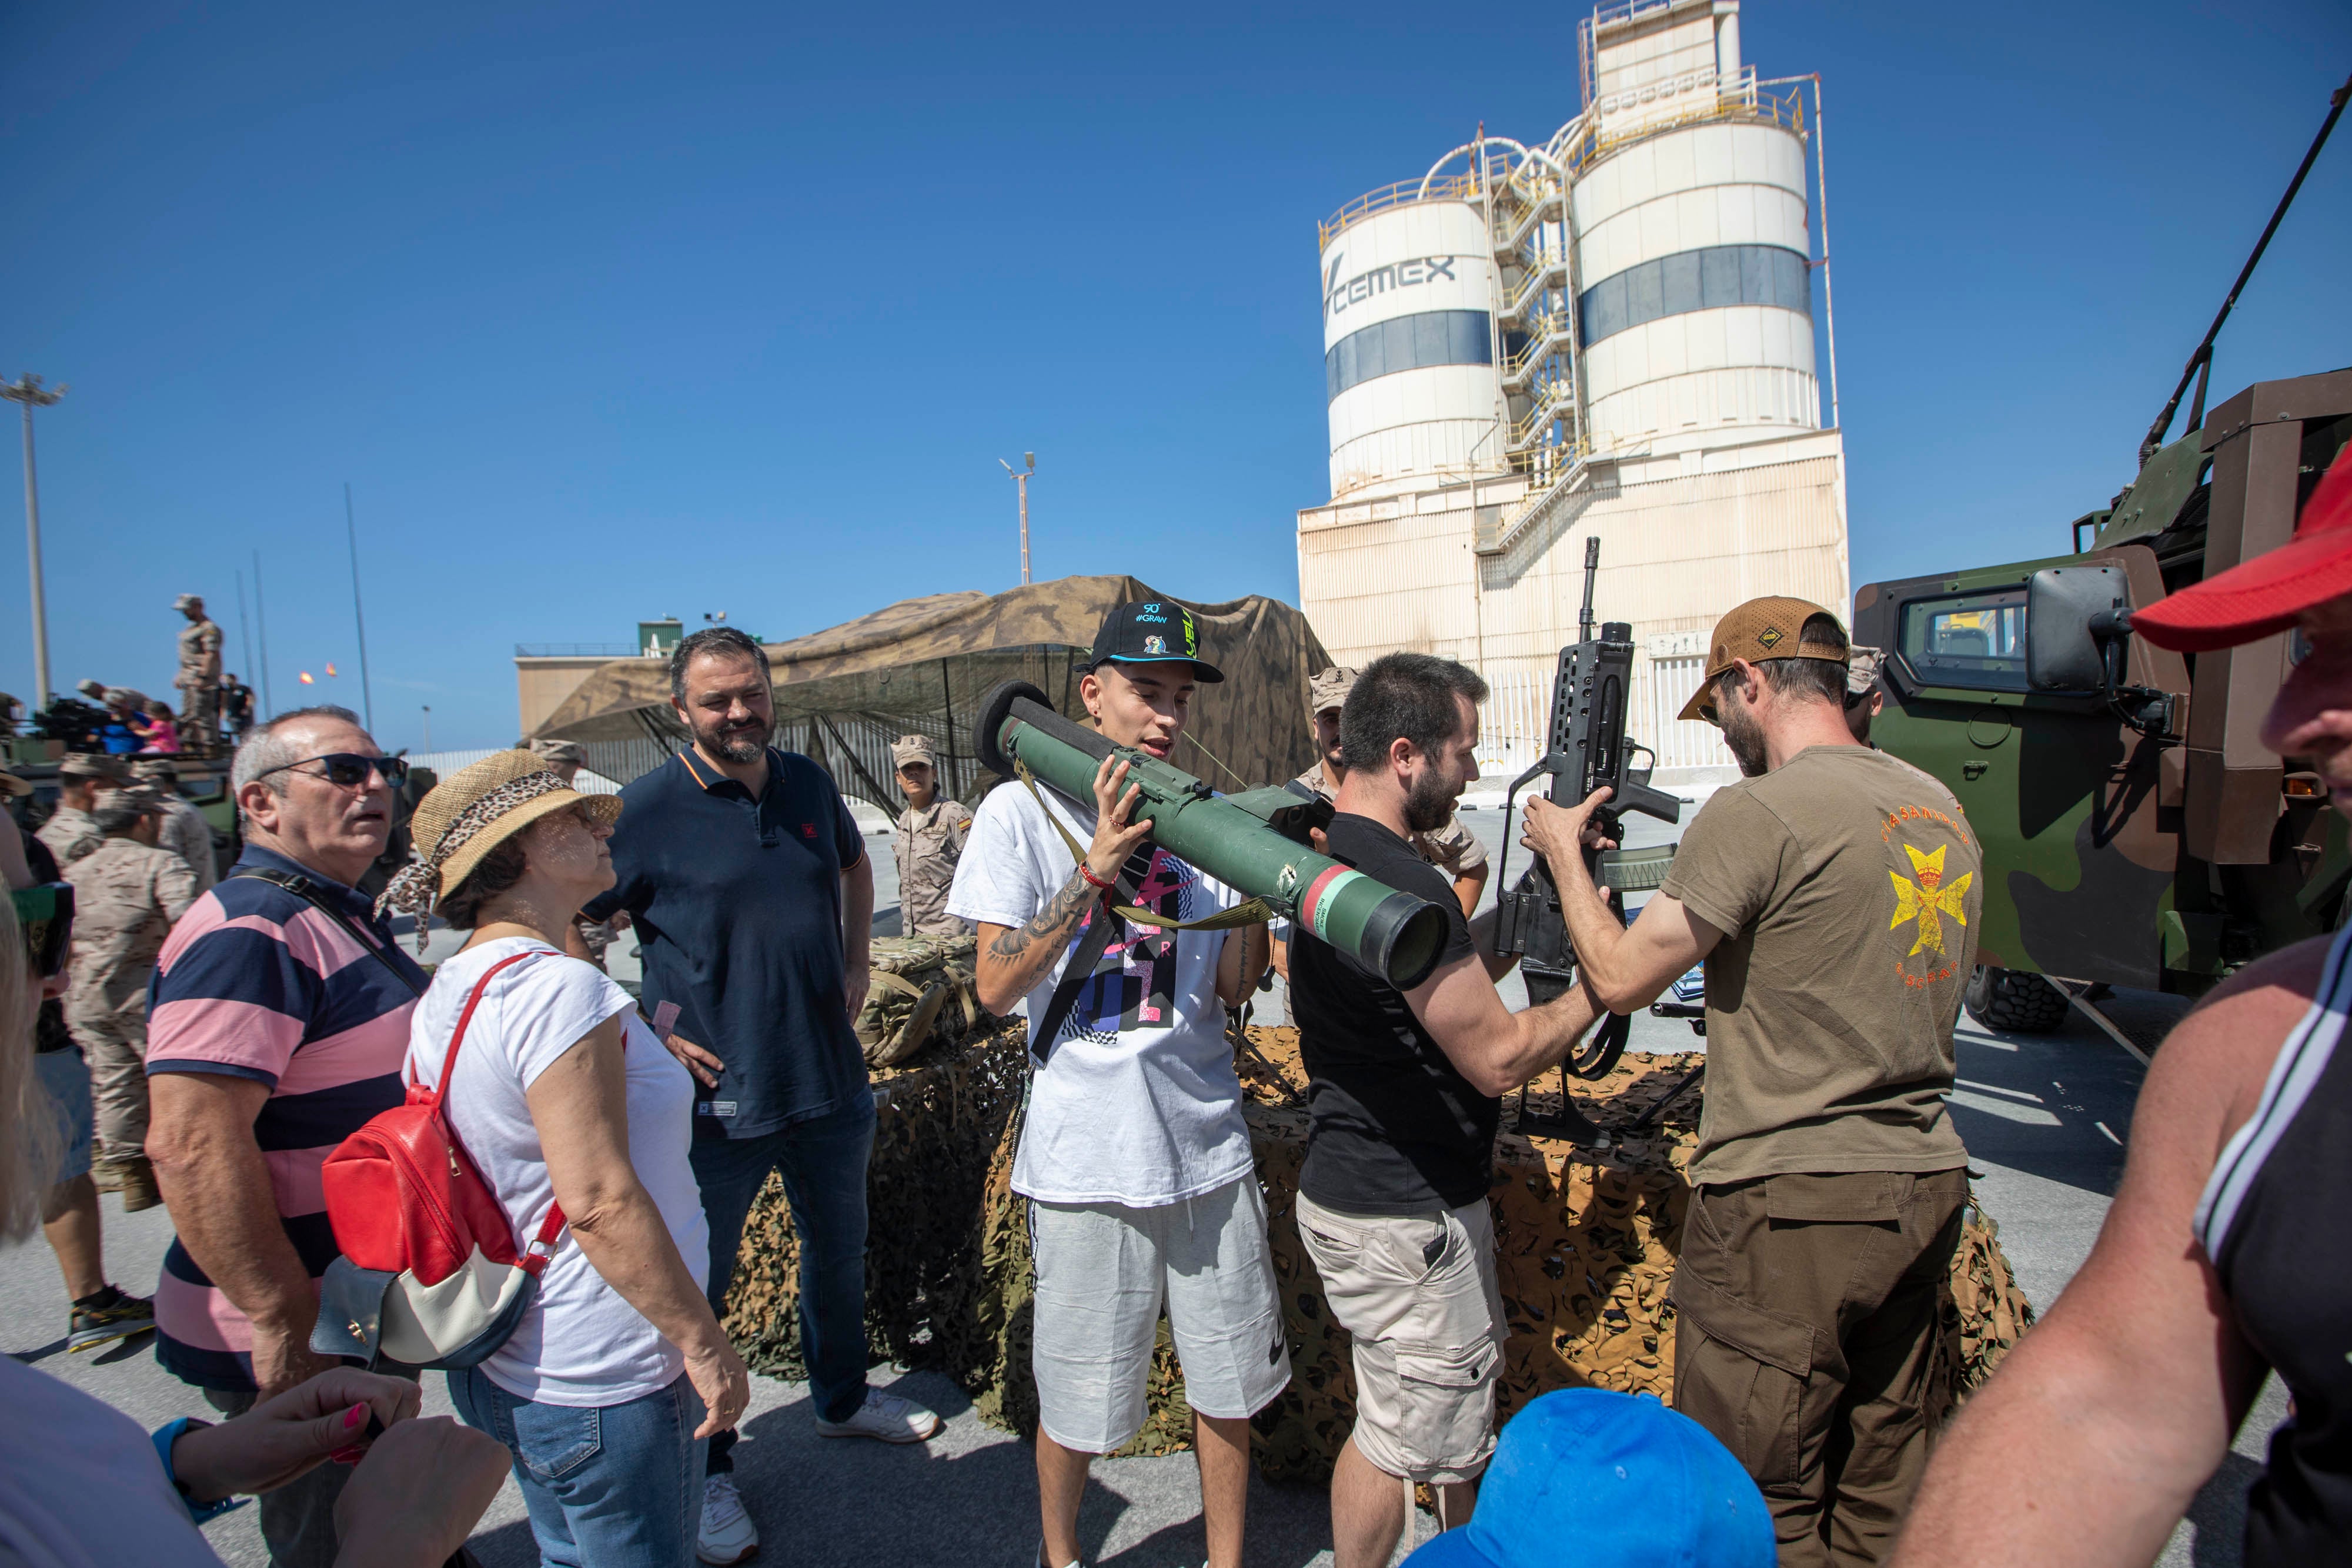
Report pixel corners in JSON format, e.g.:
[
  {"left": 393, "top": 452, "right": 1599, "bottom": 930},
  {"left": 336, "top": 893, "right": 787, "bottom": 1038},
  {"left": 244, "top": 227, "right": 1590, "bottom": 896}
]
[{"left": 6, "top": 458, "right": 2352, "bottom": 1565}]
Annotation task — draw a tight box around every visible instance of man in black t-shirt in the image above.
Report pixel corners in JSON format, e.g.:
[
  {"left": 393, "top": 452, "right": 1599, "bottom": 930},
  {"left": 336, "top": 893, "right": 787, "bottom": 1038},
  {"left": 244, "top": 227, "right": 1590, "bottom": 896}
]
[{"left": 1288, "top": 652, "right": 1605, "bottom": 1568}]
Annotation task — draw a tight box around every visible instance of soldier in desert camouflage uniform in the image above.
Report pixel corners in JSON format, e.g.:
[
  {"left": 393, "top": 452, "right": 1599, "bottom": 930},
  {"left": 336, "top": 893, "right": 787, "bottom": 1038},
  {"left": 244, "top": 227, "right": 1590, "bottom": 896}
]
[
  {"left": 36, "top": 754, "right": 126, "bottom": 870},
  {"left": 173, "top": 593, "right": 225, "bottom": 755},
  {"left": 890, "top": 734, "right": 972, "bottom": 937},
  {"left": 62, "top": 786, "right": 199, "bottom": 1209},
  {"left": 130, "top": 757, "right": 219, "bottom": 894}
]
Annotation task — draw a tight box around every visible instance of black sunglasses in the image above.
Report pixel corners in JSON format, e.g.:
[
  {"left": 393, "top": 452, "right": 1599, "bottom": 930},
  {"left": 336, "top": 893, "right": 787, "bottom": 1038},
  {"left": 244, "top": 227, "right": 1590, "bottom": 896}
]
[
  {"left": 256, "top": 753, "right": 409, "bottom": 790},
  {"left": 12, "top": 882, "right": 75, "bottom": 981}
]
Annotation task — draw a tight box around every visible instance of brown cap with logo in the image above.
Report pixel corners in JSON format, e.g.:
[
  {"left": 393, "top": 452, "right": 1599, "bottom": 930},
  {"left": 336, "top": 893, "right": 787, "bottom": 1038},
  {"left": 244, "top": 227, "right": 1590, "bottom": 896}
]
[
  {"left": 1677, "top": 596, "right": 1850, "bottom": 723},
  {"left": 890, "top": 734, "right": 936, "bottom": 770},
  {"left": 1307, "top": 666, "right": 1358, "bottom": 717}
]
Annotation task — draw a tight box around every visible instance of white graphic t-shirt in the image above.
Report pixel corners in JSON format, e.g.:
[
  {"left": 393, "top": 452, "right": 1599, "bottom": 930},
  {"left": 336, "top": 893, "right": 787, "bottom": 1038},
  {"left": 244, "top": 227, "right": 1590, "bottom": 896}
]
[{"left": 946, "top": 780, "right": 1252, "bottom": 1207}]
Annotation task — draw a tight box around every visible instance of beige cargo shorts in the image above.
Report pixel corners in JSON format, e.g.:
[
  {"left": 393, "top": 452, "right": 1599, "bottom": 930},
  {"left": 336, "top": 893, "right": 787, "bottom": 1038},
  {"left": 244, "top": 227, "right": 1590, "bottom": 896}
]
[{"left": 1296, "top": 1191, "right": 1506, "bottom": 1484}]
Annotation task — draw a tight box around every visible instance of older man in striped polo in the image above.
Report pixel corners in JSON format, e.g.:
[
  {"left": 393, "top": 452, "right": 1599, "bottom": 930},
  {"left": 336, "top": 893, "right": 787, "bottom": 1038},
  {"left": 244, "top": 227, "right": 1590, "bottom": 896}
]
[{"left": 145, "top": 705, "right": 423, "bottom": 1568}]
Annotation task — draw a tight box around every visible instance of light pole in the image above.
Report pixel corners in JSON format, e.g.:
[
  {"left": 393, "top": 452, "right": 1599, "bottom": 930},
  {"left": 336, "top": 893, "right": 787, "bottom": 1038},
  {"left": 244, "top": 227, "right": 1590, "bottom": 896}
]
[
  {"left": 2, "top": 374, "right": 66, "bottom": 707},
  {"left": 998, "top": 452, "right": 1035, "bottom": 585}
]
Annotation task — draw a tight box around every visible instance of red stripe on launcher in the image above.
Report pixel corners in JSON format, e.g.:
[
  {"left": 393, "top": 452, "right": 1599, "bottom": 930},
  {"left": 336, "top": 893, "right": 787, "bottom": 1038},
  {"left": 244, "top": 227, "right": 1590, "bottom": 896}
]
[{"left": 1298, "top": 865, "right": 1350, "bottom": 936}]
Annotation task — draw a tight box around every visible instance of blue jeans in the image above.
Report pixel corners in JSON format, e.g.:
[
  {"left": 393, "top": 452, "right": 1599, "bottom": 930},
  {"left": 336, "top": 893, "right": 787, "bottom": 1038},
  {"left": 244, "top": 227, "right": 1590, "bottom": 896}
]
[
  {"left": 691, "top": 1088, "right": 876, "bottom": 1472},
  {"left": 448, "top": 1368, "right": 707, "bottom": 1567}
]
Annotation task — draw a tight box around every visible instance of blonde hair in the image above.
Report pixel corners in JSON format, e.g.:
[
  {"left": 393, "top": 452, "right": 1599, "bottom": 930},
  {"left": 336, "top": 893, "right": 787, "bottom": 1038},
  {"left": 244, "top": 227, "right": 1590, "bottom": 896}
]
[{"left": 0, "top": 897, "right": 61, "bottom": 1241}]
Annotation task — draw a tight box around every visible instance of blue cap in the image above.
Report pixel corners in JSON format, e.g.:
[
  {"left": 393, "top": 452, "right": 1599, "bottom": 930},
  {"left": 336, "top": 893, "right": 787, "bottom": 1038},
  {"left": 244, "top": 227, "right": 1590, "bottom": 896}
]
[{"left": 1401, "top": 1389, "right": 1772, "bottom": 1568}]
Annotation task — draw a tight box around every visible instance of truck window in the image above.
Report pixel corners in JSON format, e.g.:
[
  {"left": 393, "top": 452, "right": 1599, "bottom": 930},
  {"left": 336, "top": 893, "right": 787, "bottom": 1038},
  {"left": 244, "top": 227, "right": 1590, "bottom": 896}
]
[{"left": 1899, "top": 588, "right": 2027, "bottom": 691}]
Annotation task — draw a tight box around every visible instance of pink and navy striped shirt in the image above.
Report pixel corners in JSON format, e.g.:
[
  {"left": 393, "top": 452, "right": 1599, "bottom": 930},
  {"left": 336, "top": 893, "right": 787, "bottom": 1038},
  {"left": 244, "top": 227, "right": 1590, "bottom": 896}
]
[{"left": 146, "top": 846, "right": 425, "bottom": 1392}]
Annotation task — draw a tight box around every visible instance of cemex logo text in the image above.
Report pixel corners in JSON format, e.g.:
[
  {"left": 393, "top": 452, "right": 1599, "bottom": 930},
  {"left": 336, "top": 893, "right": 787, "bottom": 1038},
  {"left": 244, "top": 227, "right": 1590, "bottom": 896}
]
[{"left": 1323, "top": 252, "right": 1460, "bottom": 322}]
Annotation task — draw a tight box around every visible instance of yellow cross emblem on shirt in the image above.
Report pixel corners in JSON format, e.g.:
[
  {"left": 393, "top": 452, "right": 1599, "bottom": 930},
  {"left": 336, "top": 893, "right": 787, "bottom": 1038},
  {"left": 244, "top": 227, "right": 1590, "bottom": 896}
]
[{"left": 1890, "top": 843, "right": 1972, "bottom": 958}]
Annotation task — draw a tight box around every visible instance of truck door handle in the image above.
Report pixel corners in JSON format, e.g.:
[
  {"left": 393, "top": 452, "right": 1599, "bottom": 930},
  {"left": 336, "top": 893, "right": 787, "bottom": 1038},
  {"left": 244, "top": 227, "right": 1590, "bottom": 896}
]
[{"left": 1963, "top": 762, "right": 1989, "bottom": 781}]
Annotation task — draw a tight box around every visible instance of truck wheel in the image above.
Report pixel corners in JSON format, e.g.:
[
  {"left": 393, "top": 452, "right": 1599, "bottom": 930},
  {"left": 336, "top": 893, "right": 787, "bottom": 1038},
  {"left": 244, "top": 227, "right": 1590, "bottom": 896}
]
[{"left": 1964, "top": 965, "right": 2070, "bottom": 1034}]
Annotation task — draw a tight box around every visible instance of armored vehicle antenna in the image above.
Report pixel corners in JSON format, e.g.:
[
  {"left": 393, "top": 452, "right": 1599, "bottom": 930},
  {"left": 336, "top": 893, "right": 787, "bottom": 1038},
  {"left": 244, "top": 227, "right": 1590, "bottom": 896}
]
[{"left": 2140, "top": 72, "right": 2352, "bottom": 469}]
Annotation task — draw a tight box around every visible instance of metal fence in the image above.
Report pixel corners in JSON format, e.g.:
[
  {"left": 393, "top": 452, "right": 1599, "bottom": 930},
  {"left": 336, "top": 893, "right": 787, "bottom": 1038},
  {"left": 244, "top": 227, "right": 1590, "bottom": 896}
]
[{"left": 1476, "top": 655, "right": 1731, "bottom": 784}]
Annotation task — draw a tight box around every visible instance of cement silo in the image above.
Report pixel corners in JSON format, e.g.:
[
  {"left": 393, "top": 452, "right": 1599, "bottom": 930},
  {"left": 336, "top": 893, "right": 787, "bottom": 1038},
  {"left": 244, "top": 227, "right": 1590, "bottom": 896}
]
[
  {"left": 1320, "top": 192, "right": 1503, "bottom": 499},
  {"left": 1572, "top": 5, "right": 1818, "bottom": 448},
  {"left": 1297, "top": 0, "right": 1850, "bottom": 785}
]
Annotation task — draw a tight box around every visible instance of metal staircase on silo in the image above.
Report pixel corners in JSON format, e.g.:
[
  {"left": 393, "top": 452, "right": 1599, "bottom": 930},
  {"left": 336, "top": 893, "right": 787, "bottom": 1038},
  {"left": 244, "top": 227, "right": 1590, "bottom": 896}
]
[{"left": 1471, "top": 55, "right": 1790, "bottom": 557}]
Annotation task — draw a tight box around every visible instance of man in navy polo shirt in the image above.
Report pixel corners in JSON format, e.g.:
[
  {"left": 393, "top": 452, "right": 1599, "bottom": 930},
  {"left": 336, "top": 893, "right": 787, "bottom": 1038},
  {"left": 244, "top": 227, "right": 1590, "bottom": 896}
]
[{"left": 584, "top": 626, "right": 940, "bottom": 1566}]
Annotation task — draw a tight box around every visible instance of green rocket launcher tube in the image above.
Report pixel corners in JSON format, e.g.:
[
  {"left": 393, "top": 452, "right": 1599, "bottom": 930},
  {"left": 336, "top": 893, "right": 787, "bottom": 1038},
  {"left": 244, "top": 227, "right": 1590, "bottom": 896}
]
[{"left": 974, "top": 680, "right": 1450, "bottom": 990}]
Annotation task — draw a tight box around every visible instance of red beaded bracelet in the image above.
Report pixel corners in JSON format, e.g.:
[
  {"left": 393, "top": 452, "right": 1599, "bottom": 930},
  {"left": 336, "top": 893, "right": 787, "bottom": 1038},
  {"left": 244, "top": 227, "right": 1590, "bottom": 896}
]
[{"left": 1077, "top": 862, "right": 1115, "bottom": 891}]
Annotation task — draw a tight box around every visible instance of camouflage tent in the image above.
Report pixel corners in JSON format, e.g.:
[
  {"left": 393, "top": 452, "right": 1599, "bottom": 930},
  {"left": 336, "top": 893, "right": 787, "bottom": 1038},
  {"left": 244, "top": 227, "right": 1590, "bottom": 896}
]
[{"left": 532, "top": 576, "right": 1334, "bottom": 810}]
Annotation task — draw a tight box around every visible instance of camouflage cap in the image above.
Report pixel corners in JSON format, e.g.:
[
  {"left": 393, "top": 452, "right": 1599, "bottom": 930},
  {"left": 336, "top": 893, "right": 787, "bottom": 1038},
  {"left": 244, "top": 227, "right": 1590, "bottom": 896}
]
[
  {"left": 174, "top": 593, "right": 203, "bottom": 611},
  {"left": 58, "top": 753, "right": 130, "bottom": 781},
  {"left": 1678, "top": 597, "right": 1849, "bottom": 723},
  {"left": 527, "top": 737, "right": 586, "bottom": 767},
  {"left": 891, "top": 734, "right": 937, "bottom": 770},
  {"left": 131, "top": 757, "right": 181, "bottom": 782},
  {"left": 74, "top": 679, "right": 106, "bottom": 701},
  {"left": 109, "top": 785, "right": 170, "bottom": 815},
  {"left": 1308, "top": 666, "right": 1358, "bottom": 717},
  {"left": 1846, "top": 646, "right": 1885, "bottom": 697}
]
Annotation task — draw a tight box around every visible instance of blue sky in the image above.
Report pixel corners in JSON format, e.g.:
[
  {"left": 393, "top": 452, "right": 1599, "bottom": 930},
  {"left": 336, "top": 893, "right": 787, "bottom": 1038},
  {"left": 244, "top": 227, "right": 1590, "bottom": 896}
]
[{"left": 5, "top": 1, "right": 2349, "bottom": 751}]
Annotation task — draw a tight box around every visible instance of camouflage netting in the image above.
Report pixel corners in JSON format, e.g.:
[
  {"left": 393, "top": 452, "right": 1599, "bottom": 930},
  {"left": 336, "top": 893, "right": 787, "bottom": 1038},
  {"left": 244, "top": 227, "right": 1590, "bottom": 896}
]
[
  {"left": 532, "top": 576, "right": 1334, "bottom": 810},
  {"left": 720, "top": 1015, "right": 1028, "bottom": 1382},
  {"left": 722, "top": 1025, "right": 2036, "bottom": 1482}
]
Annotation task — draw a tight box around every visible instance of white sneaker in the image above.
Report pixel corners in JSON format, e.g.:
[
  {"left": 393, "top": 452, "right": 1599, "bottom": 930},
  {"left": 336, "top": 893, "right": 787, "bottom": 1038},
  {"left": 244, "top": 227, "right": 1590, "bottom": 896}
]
[
  {"left": 697, "top": 1473, "right": 759, "bottom": 1565},
  {"left": 813, "top": 1386, "right": 943, "bottom": 1443}
]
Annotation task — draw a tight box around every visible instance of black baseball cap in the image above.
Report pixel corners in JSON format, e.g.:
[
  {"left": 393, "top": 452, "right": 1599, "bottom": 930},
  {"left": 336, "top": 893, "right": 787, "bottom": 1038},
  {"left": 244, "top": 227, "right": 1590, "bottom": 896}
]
[{"left": 1085, "top": 600, "right": 1225, "bottom": 683}]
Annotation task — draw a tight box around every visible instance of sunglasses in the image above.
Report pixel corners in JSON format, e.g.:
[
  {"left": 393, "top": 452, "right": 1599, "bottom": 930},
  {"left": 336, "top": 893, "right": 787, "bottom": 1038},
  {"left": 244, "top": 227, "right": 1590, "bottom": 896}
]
[
  {"left": 12, "top": 882, "right": 75, "bottom": 981},
  {"left": 256, "top": 753, "right": 409, "bottom": 790}
]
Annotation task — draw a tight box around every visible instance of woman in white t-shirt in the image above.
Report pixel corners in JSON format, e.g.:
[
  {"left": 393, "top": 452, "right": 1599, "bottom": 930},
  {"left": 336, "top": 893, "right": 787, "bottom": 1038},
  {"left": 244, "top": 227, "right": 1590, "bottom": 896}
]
[{"left": 381, "top": 750, "right": 750, "bottom": 1566}]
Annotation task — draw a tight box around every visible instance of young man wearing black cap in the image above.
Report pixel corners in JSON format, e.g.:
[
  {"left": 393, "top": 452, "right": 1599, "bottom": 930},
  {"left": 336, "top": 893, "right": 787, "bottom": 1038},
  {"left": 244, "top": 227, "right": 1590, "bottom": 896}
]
[
  {"left": 947, "top": 601, "right": 1280, "bottom": 1568},
  {"left": 1524, "top": 596, "right": 1977, "bottom": 1567}
]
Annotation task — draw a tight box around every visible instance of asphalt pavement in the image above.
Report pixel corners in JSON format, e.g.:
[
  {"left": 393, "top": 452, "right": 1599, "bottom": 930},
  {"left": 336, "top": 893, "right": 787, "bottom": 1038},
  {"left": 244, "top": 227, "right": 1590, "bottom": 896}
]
[{"left": 0, "top": 798, "right": 2289, "bottom": 1564}]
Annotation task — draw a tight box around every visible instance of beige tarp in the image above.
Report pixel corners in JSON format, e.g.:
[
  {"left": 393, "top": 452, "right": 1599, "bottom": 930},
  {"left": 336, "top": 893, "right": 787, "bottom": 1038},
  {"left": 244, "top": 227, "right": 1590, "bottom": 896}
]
[{"left": 534, "top": 576, "right": 1334, "bottom": 812}]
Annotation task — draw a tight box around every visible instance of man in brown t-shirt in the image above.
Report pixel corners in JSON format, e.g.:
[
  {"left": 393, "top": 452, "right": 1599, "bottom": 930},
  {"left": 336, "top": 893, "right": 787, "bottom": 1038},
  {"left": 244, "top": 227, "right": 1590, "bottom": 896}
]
[{"left": 1518, "top": 596, "right": 1976, "bottom": 1567}]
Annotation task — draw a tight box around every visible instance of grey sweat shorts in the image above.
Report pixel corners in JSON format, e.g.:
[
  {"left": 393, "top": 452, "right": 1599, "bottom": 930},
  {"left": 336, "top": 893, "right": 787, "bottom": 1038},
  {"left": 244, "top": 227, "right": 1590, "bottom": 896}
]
[{"left": 1027, "top": 1173, "right": 1292, "bottom": 1454}]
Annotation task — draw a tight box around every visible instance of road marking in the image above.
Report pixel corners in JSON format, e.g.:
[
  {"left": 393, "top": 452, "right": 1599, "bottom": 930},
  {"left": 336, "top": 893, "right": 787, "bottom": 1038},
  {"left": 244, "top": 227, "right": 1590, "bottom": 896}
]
[
  {"left": 1955, "top": 1077, "right": 2045, "bottom": 1104},
  {"left": 1949, "top": 1088, "right": 2063, "bottom": 1126}
]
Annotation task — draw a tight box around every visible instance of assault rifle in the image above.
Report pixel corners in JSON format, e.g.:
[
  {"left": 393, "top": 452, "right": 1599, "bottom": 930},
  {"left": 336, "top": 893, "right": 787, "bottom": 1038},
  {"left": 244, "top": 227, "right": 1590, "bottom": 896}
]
[{"left": 1491, "top": 539, "right": 1686, "bottom": 1141}]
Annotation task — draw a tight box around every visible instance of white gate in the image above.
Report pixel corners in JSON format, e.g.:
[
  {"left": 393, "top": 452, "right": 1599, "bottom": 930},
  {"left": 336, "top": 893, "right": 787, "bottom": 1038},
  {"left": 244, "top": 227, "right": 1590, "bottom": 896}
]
[{"left": 1639, "top": 654, "right": 1733, "bottom": 773}]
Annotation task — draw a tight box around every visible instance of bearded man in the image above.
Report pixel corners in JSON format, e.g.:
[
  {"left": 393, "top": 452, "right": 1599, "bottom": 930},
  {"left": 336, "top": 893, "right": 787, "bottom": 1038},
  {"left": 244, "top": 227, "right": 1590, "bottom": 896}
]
[{"left": 582, "top": 625, "right": 940, "bottom": 1567}]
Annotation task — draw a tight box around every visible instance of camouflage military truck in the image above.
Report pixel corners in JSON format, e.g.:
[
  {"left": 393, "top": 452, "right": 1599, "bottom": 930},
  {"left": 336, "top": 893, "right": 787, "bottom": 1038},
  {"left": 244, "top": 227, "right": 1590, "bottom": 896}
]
[
  {"left": 1856, "top": 370, "right": 2352, "bottom": 1029},
  {"left": 1853, "top": 78, "right": 2352, "bottom": 1032}
]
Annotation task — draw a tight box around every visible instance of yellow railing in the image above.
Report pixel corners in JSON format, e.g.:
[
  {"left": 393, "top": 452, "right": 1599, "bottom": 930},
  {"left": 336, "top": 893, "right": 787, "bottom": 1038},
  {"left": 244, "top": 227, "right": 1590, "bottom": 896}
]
[
  {"left": 1499, "top": 313, "right": 1573, "bottom": 380},
  {"left": 1558, "top": 83, "right": 1805, "bottom": 180},
  {"left": 1319, "top": 172, "right": 1481, "bottom": 250}
]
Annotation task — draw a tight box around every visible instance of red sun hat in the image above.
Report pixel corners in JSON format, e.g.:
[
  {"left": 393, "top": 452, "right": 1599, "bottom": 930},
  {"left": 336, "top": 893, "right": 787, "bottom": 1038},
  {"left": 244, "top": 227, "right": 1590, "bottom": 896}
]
[{"left": 2134, "top": 442, "right": 2352, "bottom": 653}]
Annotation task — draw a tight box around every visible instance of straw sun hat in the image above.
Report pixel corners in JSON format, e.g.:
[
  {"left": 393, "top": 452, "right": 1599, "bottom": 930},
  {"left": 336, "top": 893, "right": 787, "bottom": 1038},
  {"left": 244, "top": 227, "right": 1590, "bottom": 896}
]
[{"left": 377, "top": 748, "right": 621, "bottom": 928}]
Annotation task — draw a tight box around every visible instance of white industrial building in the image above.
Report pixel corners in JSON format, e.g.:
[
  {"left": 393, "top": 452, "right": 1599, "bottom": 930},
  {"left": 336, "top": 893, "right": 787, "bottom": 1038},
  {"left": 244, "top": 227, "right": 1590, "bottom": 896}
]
[{"left": 1298, "top": 0, "right": 1849, "bottom": 781}]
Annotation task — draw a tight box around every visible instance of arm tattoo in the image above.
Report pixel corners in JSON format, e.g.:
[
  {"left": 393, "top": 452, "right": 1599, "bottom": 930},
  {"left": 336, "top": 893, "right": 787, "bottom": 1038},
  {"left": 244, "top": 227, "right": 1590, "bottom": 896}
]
[{"left": 988, "top": 868, "right": 1100, "bottom": 965}]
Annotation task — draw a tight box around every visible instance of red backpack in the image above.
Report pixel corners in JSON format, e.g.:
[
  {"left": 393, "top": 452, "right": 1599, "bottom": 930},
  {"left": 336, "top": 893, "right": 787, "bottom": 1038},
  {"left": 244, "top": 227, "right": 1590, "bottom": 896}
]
[{"left": 309, "top": 951, "right": 566, "bottom": 1370}]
